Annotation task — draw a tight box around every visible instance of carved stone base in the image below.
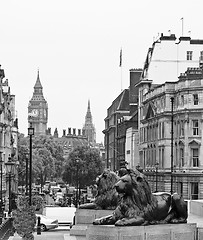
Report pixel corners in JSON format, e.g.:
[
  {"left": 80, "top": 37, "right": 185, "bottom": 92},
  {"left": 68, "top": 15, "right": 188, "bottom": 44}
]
[
  {"left": 86, "top": 223, "right": 197, "bottom": 240},
  {"left": 75, "top": 209, "right": 113, "bottom": 224},
  {"left": 70, "top": 209, "right": 113, "bottom": 238}
]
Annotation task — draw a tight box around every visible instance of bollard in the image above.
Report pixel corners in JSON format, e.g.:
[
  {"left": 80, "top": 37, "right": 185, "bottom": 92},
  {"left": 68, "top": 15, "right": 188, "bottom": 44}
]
[{"left": 37, "top": 216, "right": 41, "bottom": 235}]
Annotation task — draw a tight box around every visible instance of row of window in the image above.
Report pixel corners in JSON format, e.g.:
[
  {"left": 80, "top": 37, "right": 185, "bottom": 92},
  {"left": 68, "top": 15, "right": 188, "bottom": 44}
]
[
  {"left": 140, "top": 119, "right": 200, "bottom": 143},
  {"left": 155, "top": 93, "right": 200, "bottom": 110},
  {"left": 140, "top": 146, "right": 199, "bottom": 169},
  {"left": 187, "top": 50, "right": 203, "bottom": 61}
]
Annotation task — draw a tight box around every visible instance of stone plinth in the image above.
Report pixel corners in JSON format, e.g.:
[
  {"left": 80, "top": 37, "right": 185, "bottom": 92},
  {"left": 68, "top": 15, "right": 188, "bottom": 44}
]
[
  {"left": 75, "top": 209, "right": 113, "bottom": 224},
  {"left": 70, "top": 209, "right": 113, "bottom": 238},
  {"left": 190, "top": 200, "right": 203, "bottom": 217},
  {"left": 86, "top": 223, "right": 197, "bottom": 240}
]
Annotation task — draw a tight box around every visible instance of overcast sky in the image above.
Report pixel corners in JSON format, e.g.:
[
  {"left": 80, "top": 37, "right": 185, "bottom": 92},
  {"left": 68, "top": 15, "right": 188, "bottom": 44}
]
[{"left": 0, "top": 0, "right": 203, "bottom": 143}]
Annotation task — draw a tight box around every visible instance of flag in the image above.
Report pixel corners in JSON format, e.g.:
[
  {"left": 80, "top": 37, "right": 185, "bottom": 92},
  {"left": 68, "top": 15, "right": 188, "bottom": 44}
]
[{"left": 119, "top": 48, "right": 122, "bottom": 67}]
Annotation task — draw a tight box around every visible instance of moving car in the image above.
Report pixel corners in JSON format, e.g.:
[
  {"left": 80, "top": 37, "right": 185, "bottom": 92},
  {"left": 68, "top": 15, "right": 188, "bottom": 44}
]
[{"left": 36, "top": 214, "right": 58, "bottom": 231}]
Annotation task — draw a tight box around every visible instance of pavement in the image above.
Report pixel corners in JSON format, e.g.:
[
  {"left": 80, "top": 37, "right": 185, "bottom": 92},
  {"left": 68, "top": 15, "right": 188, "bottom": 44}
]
[{"left": 8, "top": 211, "right": 203, "bottom": 240}]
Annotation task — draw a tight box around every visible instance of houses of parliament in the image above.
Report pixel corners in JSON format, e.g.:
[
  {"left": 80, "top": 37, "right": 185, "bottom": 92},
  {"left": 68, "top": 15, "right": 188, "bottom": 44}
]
[{"left": 28, "top": 71, "right": 104, "bottom": 159}]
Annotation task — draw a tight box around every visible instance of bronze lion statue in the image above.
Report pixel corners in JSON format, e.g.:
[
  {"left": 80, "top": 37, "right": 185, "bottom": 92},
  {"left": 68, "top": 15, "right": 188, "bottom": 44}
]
[
  {"left": 79, "top": 169, "right": 120, "bottom": 210},
  {"left": 93, "top": 168, "right": 188, "bottom": 226}
]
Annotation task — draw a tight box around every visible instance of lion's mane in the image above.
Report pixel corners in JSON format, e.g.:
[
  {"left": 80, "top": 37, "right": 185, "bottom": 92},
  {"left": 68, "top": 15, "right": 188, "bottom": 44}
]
[
  {"left": 114, "top": 169, "right": 157, "bottom": 220},
  {"left": 79, "top": 169, "right": 120, "bottom": 210}
]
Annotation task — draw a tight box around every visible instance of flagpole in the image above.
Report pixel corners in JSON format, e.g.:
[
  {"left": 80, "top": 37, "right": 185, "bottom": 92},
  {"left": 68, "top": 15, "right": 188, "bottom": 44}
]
[
  {"left": 181, "top": 17, "right": 184, "bottom": 36},
  {"left": 119, "top": 48, "right": 123, "bottom": 92},
  {"left": 120, "top": 64, "right": 123, "bottom": 92}
]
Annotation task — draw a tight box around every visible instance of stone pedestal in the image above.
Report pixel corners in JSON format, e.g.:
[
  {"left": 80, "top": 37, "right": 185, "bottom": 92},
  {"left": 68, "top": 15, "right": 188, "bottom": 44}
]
[
  {"left": 70, "top": 209, "right": 113, "bottom": 238},
  {"left": 75, "top": 209, "right": 113, "bottom": 224},
  {"left": 86, "top": 223, "right": 197, "bottom": 240}
]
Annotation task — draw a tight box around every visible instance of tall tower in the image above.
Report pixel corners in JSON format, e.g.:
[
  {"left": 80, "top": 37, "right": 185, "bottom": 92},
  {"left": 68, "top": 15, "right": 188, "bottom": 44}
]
[
  {"left": 28, "top": 70, "right": 48, "bottom": 136},
  {"left": 82, "top": 100, "right": 96, "bottom": 145}
]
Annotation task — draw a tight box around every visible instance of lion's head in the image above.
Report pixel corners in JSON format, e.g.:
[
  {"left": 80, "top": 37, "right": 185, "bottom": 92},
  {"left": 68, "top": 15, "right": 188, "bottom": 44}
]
[
  {"left": 79, "top": 169, "right": 120, "bottom": 210},
  {"left": 115, "top": 168, "right": 153, "bottom": 209},
  {"left": 94, "top": 169, "right": 120, "bottom": 209},
  {"left": 96, "top": 169, "right": 119, "bottom": 195}
]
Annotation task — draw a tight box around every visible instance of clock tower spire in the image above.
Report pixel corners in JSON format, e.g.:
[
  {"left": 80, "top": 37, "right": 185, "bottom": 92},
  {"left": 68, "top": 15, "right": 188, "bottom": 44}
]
[{"left": 28, "top": 70, "right": 48, "bottom": 135}]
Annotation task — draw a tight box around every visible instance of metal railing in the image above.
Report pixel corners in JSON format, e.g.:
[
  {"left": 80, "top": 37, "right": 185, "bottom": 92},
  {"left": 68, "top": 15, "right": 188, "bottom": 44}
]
[{"left": 0, "top": 218, "right": 15, "bottom": 240}]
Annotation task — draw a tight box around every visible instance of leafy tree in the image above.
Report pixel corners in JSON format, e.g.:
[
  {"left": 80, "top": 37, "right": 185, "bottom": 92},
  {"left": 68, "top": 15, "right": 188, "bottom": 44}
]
[
  {"left": 18, "top": 134, "right": 65, "bottom": 186},
  {"left": 62, "top": 146, "right": 103, "bottom": 188},
  {"left": 18, "top": 134, "right": 29, "bottom": 186}
]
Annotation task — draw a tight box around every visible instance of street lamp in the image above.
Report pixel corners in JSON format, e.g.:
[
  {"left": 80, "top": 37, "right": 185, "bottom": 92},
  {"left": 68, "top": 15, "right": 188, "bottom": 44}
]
[
  {"left": 155, "top": 162, "right": 159, "bottom": 192},
  {"left": 75, "top": 158, "right": 80, "bottom": 208},
  {"left": 25, "top": 154, "right": 29, "bottom": 196},
  {"left": 0, "top": 152, "right": 3, "bottom": 223},
  {"left": 5, "top": 155, "right": 15, "bottom": 215},
  {"left": 170, "top": 97, "right": 174, "bottom": 194},
  {"left": 28, "top": 124, "right": 34, "bottom": 206}
]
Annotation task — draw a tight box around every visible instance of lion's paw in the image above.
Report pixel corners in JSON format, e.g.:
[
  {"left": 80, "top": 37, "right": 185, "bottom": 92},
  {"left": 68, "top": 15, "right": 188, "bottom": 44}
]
[
  {"left": 115, "top": 219, "right": 125, "bottom": 226},
  {"left": 93, "top": 219, "right": 100, "bottom": 225}
]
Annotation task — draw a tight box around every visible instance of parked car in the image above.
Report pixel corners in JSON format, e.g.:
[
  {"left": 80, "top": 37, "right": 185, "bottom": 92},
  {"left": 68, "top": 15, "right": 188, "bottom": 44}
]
[{"left": 36, "top": 214, "right": 58, "bottom": 231}]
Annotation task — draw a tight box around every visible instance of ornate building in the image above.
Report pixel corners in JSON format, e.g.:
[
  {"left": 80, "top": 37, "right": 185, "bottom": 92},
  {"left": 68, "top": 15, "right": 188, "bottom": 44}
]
[
  {"left": 28, "top": 70, "right": 48, "bottom": 136},
  {"left": 82, "top": 100, "right": 96, "bottom": 146},
  {"left": 138, "top": 67, "right": 203, "bottom": 199},
  {"left": 0, "top": 66, "right": 19, "bottom": 213}
]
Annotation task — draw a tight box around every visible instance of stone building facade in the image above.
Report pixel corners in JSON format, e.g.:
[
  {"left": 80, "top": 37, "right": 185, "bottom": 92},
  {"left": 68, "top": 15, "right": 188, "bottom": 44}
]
[
  {"left": 103, "top": 69, "right": 141, "bottom": 170},
  {"left": 137, "top": 33, "right": 203, "bottom": 199},
  {"left": 138, "top": 67, "right": 203, "bottom": 199},
  {"left": 0, "top": 66, "right": 19, "bottom": 211}
]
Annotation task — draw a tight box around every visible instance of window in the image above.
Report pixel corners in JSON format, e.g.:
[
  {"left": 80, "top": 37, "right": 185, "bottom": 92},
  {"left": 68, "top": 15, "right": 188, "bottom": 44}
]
[
  {"left": 193, "top": 94, "right": 198, "bottom": 105},
  {"left": 162, "top": 148, "right": 164, "bottom": 168},
  {"left": 192, "top": 120, "right": 199, "bottom": 135},
  {"left": 192, "top": 148, "right": 199, "bottom": 167},
  {"left": 180, "top": 148, "right": 184, "bottom": 167},
  {"left": 187, "top": 51, "right": 193, "bottom": 60},
  {"left": 162, "top": 122, "right": 164, "bottom": 139},
  {"left": 181, "top": 95, "right": 184, "bottom": 105},
  {"left": 200, "top": 51, "right": 203, "bottom": 61},
  {"left": 180, "top": 120, "right": 185, "bottom": 136},
  {"left": 191, "top": 182, "right": 198, "bottom": 200}
]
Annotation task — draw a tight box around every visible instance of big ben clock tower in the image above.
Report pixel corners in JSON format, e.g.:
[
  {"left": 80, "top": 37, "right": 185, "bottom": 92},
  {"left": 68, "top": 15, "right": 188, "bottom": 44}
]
[{"left": 28, "top": 70, "right": 48, "bottom": 136}]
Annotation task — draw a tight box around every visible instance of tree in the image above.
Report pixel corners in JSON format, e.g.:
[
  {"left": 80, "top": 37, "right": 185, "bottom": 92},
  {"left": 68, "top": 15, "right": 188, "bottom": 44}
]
[
  {"left": 18, "top": 134, "right": 65, "bottom": 186},
  {"left": 62, "top": 146, "right": 103, "bottom": 188},
  {"left": 18, "top": 134, "right": 29, "bottom": 187}
]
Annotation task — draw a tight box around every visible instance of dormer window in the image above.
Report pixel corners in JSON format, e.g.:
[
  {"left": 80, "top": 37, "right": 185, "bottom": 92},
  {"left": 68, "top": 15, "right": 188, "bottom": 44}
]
[{"left": 187, "top": 51, "right": 193, "bottom": 60}]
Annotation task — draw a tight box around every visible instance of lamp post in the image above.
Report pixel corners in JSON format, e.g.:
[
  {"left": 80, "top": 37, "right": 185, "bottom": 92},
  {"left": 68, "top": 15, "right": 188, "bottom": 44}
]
[
  {"left": 0, "top": 152, "right": 3, "bottom": 223},
  {"left": 75, "top": 158, "right": 80, "bottom": 208},
  {"left": 170, "top": 97, "right": 174, "bottom": 194},
  {"left": 25, "top": 154, "right": 29, "bottom": 196},
  {"left": 5, "top": 155, "right": 15, "bottom": 215},
  {"left": 28, "top": 124, "right": 34, "bottom": 206},
  {"left": 155, "top": 162, "right": 159, "bottom": 192}
]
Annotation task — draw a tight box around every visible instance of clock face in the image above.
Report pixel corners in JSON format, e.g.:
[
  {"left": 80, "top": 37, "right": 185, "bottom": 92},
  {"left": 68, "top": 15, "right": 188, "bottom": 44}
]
[{"left": 31, "top": 109, "right": 39, "bottom": 117}]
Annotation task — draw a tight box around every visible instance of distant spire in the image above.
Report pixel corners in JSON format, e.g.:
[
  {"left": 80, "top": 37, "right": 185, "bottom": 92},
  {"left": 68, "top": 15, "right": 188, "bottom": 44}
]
[
  {"left": 34, "top": 69, "right": 42, "bottom": 89},
  {"left": 86, "top": 99, "right": 92, "bottom": 121},
  {"left": 83, "top": 99, "right": 96, "bottom": 144},
  {"left": 88, "top": 99, "right": 90, "bottom": 111}
]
